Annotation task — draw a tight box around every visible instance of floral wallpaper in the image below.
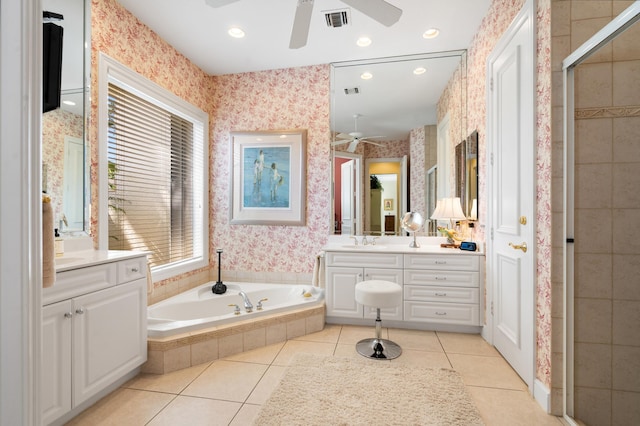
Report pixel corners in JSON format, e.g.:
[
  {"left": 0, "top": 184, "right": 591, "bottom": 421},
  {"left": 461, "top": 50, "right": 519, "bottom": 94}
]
[
  {"left": 210, "top": 67, "right": 331, "bottom": 274},
  {"left": 42, "top": 108, "right": 83, "bottom": 224},
  {"left": 409, "top": 127, "right": 426, "bottom": 216}
]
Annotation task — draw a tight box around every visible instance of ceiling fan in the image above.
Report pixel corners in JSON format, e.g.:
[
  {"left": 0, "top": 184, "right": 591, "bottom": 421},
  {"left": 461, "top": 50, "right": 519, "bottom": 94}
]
[
  {"left": 204, "top": 0, "right": 402, "bottom": 49},
  {"left": 332, "top": 114, "right": 385, "bottom": 153}
]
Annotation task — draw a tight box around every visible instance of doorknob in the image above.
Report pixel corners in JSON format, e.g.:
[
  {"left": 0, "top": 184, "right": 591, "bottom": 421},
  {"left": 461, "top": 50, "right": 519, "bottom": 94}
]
[{"left": 509, "top": 242, "right": 527, "bottom": 253}]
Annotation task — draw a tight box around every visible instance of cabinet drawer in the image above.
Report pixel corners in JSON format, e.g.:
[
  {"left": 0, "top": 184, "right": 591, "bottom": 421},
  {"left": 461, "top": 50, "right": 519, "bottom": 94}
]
[
  {"left": 404, "top": 269, "right": 479, "bottom": 288},
  {"left": 44, "top": 263, "right": 117, "bottom": 306},
  {"left": 405, "top": 285, "right": 479, "bottom": 304},
  {"left": 404, "top": 254, "right": 479, "bottom": 271},
  {"left": 404, "top": 301, "right": 480, "bottom": 326},
  {"left": 326, "top": 252, "right": 403, "bottom": 269},
  {"left": 117, "top": 256, "right": 148, "bottom": 284}
]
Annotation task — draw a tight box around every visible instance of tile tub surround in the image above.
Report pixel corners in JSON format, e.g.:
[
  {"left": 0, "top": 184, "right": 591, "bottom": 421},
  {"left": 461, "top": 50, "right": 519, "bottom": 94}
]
[{"left": 143, "top": 305, "right": 325, "bottom": 374}]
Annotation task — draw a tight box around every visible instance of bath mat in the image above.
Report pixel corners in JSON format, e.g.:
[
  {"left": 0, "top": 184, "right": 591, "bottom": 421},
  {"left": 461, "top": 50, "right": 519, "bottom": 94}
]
[{"left": 253, "top": 353, "right": 485, "bottom": 426}]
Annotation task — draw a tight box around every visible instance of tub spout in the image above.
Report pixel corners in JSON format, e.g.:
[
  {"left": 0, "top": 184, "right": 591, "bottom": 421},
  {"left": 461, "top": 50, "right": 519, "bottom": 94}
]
[{"left": 238, "top": 291, "right": 253, "bottom": 313}]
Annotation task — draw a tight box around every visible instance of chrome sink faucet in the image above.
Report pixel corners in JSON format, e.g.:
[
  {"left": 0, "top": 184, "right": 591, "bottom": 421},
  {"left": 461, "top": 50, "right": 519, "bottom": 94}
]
[{"left": 238, "top": 291, "right": 253, "bottom": 313}]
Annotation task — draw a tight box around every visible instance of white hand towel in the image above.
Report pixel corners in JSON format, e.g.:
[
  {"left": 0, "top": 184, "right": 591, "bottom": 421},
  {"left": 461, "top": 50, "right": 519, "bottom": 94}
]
[{"left": 312, "top": 251, "right": 325, "bottom": 288}]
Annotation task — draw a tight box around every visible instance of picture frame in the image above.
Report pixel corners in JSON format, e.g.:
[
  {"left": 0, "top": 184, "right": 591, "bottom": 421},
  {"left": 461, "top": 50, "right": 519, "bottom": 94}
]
[
  {"left": 383, "top": 198, "right": 393, "bottom": 211},
  {"left": 230, "top": 129, "right": 307, "bottom": 225}
]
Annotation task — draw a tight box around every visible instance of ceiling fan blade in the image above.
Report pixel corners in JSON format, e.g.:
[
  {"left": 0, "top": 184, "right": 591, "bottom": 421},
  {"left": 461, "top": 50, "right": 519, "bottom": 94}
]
[
  {"left": 204, "top": 0, "right": 240, "bottom": 7},
  {"left": 331, "top": 140, "right": 351, "bottom": 146},
  {"left": 346, "top": 139, "right": 360, "bottom": 153},
  {"left": 361, "top": 140, "right": 383, "bottom": 147},
  {"left": 289, "top": 0, "right": 314, "bottom": 49},
  {"left": 341, "top": 0, "right": 402, "bottom": 27},
  {"left": 336, "top": 133, "right": 354, "bottom": 140}
]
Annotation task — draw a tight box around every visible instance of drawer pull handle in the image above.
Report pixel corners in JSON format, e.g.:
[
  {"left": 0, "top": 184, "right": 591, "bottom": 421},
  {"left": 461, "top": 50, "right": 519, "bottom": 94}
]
[
  {"left": 435, "top": 261, "right": 447, "bottom": 264},
  {"left": 131, "top": 267, "right": 139, "bottom": 273},
  {"left": 64, "top": 312, "right": 73, "bottom": 319},
  {"left": 435, "top": 277, "right": 447, "bottom": 281},
  {"left": 435, "top": 312, "right": 447, "bottom": 316},
  {"left": 75, "top": 308, "right": 85, "bottom": 315},
  {"left": 435, "top": 293, "right": 447, "bottom": 297}
]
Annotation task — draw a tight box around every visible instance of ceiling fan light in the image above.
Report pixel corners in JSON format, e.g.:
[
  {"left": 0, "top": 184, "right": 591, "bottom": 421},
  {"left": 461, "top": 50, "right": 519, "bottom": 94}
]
[
  {"left": 413, "top": 67, "right": 426, "bottom": 75},
  {"left": 356, "top": 36, "right": 372, "bottom": 47},
  {"left": 228, "top": 27, "right": 245, "bottom": 38},
  {"left": 423, "top": 28, "right": 440, "bottom": 39},
  {"left": 360, "top": 72, "right": 373, "bottom": 80}
]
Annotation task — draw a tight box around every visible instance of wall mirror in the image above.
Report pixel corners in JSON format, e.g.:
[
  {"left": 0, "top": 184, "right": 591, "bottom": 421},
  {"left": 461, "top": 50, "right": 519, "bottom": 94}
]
[
  {"left": 42, "top": 0, "right": 90, "bottom": 234},
  {"left": 330, "top": 50, "right": 467, "bottom": 236}
]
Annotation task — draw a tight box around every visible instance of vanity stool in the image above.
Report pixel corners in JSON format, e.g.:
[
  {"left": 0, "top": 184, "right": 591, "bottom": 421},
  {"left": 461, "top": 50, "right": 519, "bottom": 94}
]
[{"left": 354, "top": 280, "right": 402, "bottom": 360}]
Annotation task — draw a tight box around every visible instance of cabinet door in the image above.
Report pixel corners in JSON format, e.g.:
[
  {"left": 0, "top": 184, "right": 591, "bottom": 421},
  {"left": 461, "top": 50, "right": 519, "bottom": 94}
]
[
  {"left": 42, "top": 300, "right": 72, "bottom": 425},
  {"left": 362, "top": 268, "right": 403, "bottom": 320},
  {"left": 326, "top": 267, "right": 363, "bottom": 318},
  {"left": 73, "top": 278, "right": 147, "bottom": 406}
]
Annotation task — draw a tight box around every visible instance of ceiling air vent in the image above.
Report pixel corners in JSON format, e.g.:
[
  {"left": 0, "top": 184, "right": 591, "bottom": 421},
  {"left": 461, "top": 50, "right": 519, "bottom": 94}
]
[
  {"left": 344, "top": 87, "right": 359, "bottom": 95},
  {"left": 325, "top": 9, "right": 349, "bottom": 28}
]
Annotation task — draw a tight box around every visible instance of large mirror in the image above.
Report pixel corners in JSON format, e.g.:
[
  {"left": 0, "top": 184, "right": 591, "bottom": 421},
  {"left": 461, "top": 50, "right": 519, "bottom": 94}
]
[
  {"left": 331, "top": 51, "right": 467, "bottom": 236},
  {"left": 42, "top": 0, "right": 90, "bottom": 234}
]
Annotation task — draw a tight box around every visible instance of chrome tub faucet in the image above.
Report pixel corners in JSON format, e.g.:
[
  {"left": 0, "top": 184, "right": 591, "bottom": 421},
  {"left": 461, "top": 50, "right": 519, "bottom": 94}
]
[{"left": 238, "top": 291, "right": 253, "bottom": 313}]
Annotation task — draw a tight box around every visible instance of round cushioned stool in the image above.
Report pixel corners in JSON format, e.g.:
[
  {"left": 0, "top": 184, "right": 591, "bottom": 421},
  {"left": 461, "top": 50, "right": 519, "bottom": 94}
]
[{"left": 354, "top": 280, "right": 402, "bottom": 359}]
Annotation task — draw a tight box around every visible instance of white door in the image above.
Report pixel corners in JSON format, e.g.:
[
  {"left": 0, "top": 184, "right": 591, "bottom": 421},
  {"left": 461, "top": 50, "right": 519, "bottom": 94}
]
[
  {"left": 63, "top": 136, "right": 84, "bottom": 230},
  {"left": 341, "top": 160, "right": 354, "bottom": 235},
  {"left": 487, "top": 1, "right": 535, "bottom": 390}
]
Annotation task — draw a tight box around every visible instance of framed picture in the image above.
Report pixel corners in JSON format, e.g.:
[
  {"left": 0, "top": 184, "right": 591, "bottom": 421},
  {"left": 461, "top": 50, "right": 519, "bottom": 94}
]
[
  {"left": 383, "top": 199, "right": 393, "bottom": 211},
  {"left": 230, "top": 129, "right": 307, "bottom": 225}
]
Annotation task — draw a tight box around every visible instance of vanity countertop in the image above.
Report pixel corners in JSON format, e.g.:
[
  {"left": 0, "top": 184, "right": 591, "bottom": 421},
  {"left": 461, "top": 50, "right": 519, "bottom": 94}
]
[
  {"left": 322, "top": 236, "right": 484, "bottom": 255},
  {"left": 54, "top": 249, "right": 149, "bottom": 272}
]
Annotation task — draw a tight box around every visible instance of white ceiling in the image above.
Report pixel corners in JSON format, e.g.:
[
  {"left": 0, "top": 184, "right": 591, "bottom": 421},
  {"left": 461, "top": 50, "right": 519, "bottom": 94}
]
[{"left": 113, "top": 0, "right": 492, "bottom": 139}]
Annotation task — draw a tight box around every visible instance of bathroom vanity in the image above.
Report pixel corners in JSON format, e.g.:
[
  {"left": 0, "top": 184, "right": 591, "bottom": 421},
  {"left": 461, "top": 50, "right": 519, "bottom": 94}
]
[
  {"left": 323, "top": 236, "right": 484, "bottom": 333},
  {"left": 41, "top": 247, "right": 148, "bottom": 425}
]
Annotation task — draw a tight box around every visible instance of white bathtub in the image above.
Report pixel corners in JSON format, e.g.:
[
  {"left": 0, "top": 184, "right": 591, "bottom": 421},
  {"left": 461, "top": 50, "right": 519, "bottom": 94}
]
[{"left": 147, "top": 282, "right": 325, "bottom": 338}]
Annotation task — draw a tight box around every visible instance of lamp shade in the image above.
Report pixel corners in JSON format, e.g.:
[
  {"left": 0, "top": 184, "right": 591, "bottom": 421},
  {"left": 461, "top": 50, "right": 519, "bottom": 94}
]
[{"left": 430, "top": 197, "right": 466, "bottom": 222}]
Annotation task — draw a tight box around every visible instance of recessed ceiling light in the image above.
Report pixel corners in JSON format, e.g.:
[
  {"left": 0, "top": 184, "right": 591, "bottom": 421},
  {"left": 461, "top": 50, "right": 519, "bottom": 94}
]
[
  {"left": 423, "top": 28, "right": 440, "bottom": 39},
  {"left": 228, "top": 27, "right": 245, "bottom": 38},
  {"left": 413, "top": 67, "right": 426, "bottom": 75},
  {"left": 360, "top": 72, "right": 373, "bottom": 80},
  {"left": 62, "top": 100, "right": 76, "bottom": 106},
  {"left": 356, "top": 36, "right": 372, "bottom": 47}
]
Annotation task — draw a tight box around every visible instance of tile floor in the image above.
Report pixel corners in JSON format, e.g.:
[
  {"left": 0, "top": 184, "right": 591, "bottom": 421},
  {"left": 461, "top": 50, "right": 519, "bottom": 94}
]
[{"left": 66, "top": 325, "right": 565, "bottom": 425}]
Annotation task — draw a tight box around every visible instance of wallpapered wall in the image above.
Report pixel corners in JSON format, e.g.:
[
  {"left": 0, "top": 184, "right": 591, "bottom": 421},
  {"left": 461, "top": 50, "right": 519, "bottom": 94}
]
[{"left": 91, "top": 0, "right": 556, "bottom": 394}]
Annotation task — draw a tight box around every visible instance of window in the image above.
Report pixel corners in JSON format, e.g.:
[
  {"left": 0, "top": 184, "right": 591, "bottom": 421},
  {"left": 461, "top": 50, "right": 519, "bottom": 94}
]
[{"left": 99, "top": 54, "right": 208, "bottom": 281}]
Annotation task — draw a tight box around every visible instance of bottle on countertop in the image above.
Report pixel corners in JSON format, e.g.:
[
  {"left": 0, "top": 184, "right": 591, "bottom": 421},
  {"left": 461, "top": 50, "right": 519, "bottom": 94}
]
[{"left": 54, "top": 228, "right": 64, "bottom": 258}]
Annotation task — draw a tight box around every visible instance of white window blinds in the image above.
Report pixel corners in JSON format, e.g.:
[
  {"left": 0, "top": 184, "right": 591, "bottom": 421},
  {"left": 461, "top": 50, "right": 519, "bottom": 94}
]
[{"left": 107, "top": 82, "right": 203, "bottom": 269}]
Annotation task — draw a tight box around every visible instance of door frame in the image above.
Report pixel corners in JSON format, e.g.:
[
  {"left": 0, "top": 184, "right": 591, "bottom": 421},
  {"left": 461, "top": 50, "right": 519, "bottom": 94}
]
[
  {"left": 483, "top": 0, "right": 536, "bottom": 394},
  {"left": 332, "top": 151, "right": 362, "bottom": 236},
  {"left": 561, "top": 3, "right": 640, "bottom": 422}
]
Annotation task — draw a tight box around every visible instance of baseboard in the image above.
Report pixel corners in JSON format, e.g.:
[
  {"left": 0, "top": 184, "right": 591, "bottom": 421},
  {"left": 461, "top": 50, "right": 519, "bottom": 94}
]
[{"left": 534, "top": 379, "right": 551, "bottom": 413}]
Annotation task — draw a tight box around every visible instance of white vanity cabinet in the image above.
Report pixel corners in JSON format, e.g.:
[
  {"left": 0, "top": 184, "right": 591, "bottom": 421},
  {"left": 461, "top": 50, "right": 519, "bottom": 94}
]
[
  {"left": 403, "top": 254, "right": 481, "bottom": 326},
  {"left": 325, "top": 251, "right": 403, "bottom": 320},
  {"left": 41, "top": 253, "right": 147, "bottom": 426},
  {"left": 324, "top": 244, "right": 484, "bottom": 332}
]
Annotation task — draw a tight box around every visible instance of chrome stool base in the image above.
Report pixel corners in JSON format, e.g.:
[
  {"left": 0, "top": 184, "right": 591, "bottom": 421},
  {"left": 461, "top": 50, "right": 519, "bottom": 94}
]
[{"left": 356, "top": 338, "right": 402, "bottom": 360}]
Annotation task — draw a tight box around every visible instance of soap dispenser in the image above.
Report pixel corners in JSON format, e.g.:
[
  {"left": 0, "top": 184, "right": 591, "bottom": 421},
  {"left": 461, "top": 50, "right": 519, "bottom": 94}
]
[{"left": 54, "top": 228, "right": 64, "bottom": 257}]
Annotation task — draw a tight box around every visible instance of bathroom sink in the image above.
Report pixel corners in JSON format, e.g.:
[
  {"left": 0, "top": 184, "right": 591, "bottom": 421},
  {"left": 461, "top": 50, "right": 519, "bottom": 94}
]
[{"left": 341, "top": 245, "right": 388, "bottom": 250}]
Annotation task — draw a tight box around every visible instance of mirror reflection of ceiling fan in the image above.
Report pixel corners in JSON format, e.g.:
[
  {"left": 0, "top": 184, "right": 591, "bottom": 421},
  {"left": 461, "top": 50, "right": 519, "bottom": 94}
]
[
  {"left": 332, "top": 114, "right": 385, "bottom": 153},
  {"left": 204, "top": 0, "right": 402, "bottom": 49}
]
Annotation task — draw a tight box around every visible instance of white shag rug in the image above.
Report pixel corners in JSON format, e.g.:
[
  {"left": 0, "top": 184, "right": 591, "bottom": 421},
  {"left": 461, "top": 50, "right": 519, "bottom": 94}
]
[{"left": 254, "top": 353, "right": 485, "bottom": 426}]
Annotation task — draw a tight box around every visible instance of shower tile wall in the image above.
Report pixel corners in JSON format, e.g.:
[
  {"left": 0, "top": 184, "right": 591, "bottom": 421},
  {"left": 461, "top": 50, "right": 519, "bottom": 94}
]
[{"left": 570, "top": 2, "right": 640, "bottom": 425}]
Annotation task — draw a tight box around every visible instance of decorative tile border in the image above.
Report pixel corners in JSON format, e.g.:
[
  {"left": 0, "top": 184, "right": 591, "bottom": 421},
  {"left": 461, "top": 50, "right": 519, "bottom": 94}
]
[{"left": 576, "top": 105, "right": 640, "bottom": 119}]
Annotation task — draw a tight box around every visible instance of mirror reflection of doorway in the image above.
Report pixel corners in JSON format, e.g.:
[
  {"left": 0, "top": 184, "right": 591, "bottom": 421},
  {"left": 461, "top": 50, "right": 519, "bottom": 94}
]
[
  {"left": 365, "top": 157, "right": 406, "bottom": 236},
  {"left": 333, "top": 153, "right": 361, "bottom": 235}
]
